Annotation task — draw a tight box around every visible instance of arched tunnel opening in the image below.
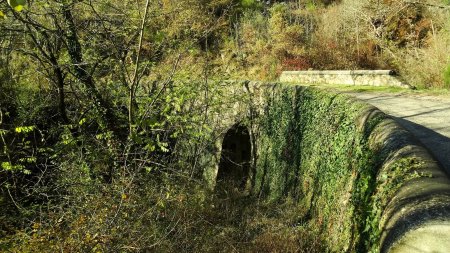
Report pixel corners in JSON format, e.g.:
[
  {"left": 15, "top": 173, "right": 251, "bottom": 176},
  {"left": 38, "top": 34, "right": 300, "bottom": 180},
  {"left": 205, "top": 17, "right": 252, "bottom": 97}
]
[{"left": 217, "top": 124, "right": 252, "bottom": 190}]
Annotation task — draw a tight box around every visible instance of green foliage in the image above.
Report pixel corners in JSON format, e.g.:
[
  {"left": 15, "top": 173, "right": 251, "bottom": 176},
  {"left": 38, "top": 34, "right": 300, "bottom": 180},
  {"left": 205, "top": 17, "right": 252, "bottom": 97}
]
[
  {"left": 1, "top": 0, "right": 449, "bottom": 251},
  {"left": 0, "top": 0, "right": 232, "bottom": 250},
  {"left": 7, "top": 0, "right": 26, "bottom": 11},
  {"left": 444, "top": 63, "right": 450, "bottom": 87},
  {"left": 361, "top": 157, "right": 425, "bottom": 252},
  {"left": 1, "top": 161, "right": 25, "bottom": 173},
  {"left": 255, "top": 86, "right": 379, "bottom": 251},
  {"left": 306, "top": 0, "right": 317, "bottom": 11},
  {"left": 1, "top": 123, "right": 39, "bottom": 176},
  {"left": 240, "top": 0, "right": 262, "bottom": 9},
  {"left": 14, "top": 125, "right": 34, "bottom": 134},
  {"left": 221, "top": 2, "right": 306, "bottom": 80}
]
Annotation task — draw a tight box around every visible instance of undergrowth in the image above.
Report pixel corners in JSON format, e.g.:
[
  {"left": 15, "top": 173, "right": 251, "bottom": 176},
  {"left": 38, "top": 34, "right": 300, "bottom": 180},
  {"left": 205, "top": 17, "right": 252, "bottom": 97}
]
[{"left": 1, "top": 175, "right": 325, "bottom": 252}]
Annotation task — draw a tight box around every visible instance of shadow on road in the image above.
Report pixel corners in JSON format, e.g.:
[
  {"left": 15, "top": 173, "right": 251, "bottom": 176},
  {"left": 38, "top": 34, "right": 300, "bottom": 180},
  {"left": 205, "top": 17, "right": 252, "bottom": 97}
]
[
  {"left": 391, "top": 116, "right": 450, "bottom": 176},
  {"left": 401, "top": 106, "right": 450, "bottom": 119}
]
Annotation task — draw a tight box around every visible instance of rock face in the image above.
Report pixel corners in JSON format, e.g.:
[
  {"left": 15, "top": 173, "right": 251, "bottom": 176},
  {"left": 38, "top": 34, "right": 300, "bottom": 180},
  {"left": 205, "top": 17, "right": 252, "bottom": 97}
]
[
  {"left": 279, "top": 70, "right": 411, "bottom": 88},
  {"left": 200, "top": 81, "right": 450, "bottom": 252}
]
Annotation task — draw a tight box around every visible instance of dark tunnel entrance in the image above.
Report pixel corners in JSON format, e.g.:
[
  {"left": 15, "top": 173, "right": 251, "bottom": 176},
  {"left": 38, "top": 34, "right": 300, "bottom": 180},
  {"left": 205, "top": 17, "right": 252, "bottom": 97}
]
[{"left": 217, "top": 125, "right": 252, "bottom": 190}]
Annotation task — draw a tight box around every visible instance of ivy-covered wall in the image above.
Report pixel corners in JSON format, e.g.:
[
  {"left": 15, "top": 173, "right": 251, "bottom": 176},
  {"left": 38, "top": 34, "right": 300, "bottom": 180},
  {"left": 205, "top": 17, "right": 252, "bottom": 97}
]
[
  {"left": 202, "top": 82, "right": 450, "bottom": 252},
  {"left": 242, "top": 84, "right": 450, "bottom": 252},
  {"left": 253, "top": 86, "right": 377, "bottom": 251}
]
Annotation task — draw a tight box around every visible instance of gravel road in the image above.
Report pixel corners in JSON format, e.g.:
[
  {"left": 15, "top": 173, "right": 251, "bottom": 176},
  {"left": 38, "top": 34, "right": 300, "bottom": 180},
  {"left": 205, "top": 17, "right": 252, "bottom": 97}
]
[{"left": 346, "top": 92, "right": 450, "bottom": 175}]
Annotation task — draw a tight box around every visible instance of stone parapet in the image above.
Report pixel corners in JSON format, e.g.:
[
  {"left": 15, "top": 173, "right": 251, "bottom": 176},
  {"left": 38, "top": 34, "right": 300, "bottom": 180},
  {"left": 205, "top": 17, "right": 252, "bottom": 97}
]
[{"left": 280, "top": 70, "right": 412, "bottom": 88}]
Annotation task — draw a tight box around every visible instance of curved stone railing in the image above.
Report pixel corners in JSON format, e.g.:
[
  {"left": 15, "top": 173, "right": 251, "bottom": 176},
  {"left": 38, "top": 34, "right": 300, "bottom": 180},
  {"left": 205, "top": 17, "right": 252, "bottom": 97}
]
[
  {"left": 280, "top": 70, "right": 411, "bottom": 88},
  {"left": 357, "top": 101, "right": 450, "bottom": 252}
]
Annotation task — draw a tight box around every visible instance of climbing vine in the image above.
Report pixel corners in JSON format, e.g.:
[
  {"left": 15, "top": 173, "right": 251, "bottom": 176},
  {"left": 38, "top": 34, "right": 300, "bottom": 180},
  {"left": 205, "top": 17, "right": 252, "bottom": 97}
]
[{"left": 255, "top": 86, "right": 383, "bottom": 251}]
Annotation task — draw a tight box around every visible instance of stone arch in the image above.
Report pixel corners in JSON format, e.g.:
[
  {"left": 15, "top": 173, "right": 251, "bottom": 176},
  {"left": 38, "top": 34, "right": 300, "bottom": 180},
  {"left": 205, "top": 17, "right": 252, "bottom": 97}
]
[{"left": 216, "top": 124, "right": 252, "bottom": 190}]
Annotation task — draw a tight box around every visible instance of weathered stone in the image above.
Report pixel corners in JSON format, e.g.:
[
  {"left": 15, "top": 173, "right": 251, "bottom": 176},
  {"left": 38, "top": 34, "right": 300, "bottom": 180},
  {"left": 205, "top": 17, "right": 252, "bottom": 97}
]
[{"left": 279, "top": 70, "right": 411, "bottom": 88}]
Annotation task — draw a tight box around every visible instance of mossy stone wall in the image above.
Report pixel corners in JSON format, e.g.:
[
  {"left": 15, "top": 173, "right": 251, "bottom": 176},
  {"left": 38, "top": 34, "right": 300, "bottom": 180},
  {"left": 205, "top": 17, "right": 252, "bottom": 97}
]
[
  {"left": 205, "top": 82, "right": 450, "bottom": 252},
  {"left": 254, "top": 85, "right": 378, "bottom": 251}
]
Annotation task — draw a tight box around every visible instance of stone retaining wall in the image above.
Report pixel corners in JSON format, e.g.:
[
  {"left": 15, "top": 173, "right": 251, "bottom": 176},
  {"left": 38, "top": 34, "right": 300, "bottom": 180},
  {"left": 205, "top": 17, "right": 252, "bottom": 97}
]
[
  {"left": 201, "top": 81, "right": 449, "bottom": 252},
  {"left": 279, "top": 70, "right": 411, "bottom": 88}
]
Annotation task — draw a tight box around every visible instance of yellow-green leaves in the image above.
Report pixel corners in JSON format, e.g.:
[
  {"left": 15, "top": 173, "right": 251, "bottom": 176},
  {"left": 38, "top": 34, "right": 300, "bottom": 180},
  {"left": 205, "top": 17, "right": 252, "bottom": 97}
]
[
  {"left": 7, "top": 0, "right": 26, "bottom": 11},
  {"left": 0, "top": 10, "right": 5, "bottom": 18},
  {"left": 79, "top": 118, "right": 87, "bottom": 126},
  {"left": 1, "top": 161, "right": 30, "bottom": 174},
  {"left": 14, "top": 125, "right": 35, "bottom": 133}
]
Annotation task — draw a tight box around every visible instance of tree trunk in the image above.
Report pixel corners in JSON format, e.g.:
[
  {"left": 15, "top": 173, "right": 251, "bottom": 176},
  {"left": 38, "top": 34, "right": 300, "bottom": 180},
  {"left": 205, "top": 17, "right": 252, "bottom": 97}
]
[{"left": 62, "top": 4, "right": 122, "bottom": 137}]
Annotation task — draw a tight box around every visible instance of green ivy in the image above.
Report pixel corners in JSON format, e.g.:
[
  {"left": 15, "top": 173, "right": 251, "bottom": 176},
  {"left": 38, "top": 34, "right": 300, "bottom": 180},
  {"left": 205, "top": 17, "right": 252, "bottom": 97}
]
[{"left": 255, "top": 86, "right": 381, "bottom": 251}]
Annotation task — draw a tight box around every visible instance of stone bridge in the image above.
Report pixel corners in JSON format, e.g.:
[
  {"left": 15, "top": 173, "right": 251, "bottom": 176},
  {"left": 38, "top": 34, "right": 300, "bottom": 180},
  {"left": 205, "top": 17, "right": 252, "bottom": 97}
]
[{"left": 196, "top": 81, "right": 450, "bottom": 252}]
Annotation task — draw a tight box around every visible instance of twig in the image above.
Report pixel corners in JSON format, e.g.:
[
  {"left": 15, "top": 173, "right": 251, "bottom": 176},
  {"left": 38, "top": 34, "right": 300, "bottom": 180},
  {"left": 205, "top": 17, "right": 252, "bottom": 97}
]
[
  {"left": 129, "top": 0, "right": 151, "bottom": 134},
  {"left": 405, "top": 1, "right": 450, "bottom": 9},
  {"left": 7, "top": 186, "right": 24, "bottom": 211}
]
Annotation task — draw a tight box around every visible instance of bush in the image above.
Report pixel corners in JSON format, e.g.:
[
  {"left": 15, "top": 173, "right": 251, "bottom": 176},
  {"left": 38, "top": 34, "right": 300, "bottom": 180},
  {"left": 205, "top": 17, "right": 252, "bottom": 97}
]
[
  {"left": 393, "top": 16, "right": 450, "bottom": 89},
  {"left": 445, "top": 64, "right": 450, "bottom": 88}
]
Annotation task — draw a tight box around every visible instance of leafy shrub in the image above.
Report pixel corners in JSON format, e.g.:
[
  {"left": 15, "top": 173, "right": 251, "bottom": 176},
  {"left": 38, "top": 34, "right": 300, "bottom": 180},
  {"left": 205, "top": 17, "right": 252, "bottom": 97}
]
[
  {"left": 282, "top": 56, "right": 312, "bottom": 71},
  {"left": 445, "top": 63, "right": 450, "bottom": 88}
]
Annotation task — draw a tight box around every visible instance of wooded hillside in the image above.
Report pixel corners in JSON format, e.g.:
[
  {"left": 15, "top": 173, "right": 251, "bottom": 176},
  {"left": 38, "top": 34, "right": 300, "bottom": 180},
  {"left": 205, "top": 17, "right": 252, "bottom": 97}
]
[{"left": 0, "top": 0, "right": 449, "bottom": 252}]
